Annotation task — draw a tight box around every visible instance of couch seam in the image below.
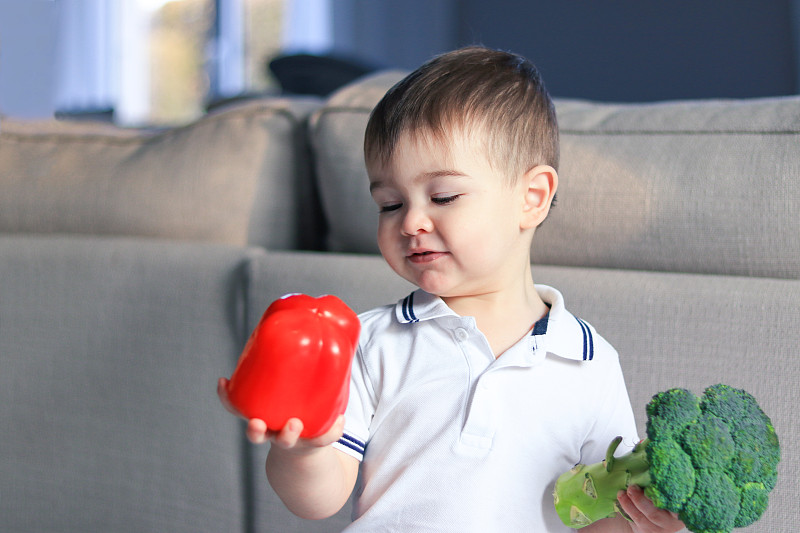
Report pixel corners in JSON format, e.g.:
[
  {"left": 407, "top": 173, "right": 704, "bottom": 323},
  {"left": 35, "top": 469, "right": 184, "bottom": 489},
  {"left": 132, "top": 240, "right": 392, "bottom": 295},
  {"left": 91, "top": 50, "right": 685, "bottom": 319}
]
[
  {"left": 240, "top": 249, "right": 256, "bottom": 533},
  {"left": 239, "top": 247, "right": 271, "bottom": 533}
]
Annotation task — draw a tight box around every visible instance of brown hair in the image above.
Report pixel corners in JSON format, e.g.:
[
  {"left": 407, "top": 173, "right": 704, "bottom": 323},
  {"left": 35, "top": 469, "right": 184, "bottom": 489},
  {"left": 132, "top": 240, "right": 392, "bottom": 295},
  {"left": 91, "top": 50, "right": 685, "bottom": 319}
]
[{"left": 364, "top": 46, "right": 559, "bottom": 181}]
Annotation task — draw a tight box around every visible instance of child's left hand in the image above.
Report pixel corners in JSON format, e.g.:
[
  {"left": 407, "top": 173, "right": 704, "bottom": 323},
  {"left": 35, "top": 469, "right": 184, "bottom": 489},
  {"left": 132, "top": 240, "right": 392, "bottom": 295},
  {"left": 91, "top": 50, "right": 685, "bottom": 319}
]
[{"left": 616, "top": 485, "right": 685, "bottom": 533}]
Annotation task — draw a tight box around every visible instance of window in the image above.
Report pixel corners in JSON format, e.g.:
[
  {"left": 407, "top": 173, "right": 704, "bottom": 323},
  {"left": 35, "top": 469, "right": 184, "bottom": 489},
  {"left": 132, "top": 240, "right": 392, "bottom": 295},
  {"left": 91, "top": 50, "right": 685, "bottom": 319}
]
[{"left": 55, "top": 0, "right": 328, "bottom": 126}]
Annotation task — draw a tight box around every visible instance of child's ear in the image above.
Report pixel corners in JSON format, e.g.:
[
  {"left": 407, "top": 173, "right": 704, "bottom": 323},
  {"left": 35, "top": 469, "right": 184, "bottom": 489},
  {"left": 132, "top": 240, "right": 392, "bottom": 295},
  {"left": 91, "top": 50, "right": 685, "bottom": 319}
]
[{"left": 520, "top": 165, "right": 558, "bottom": 230}]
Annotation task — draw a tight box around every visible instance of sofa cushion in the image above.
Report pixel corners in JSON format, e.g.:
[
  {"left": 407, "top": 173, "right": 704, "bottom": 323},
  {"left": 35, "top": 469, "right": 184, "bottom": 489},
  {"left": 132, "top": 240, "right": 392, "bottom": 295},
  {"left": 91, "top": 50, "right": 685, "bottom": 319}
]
[
  {"left": 0, "top": 97, "right": 322, "bottom": 250},
  {"left": 310, "top": 71, "right": 408, "bottom": 253},
  {"left": 0, "top": 235, "right": 256, "bottom": 532},
  {"left": 311, "top": 72, "right": 800, "bottom": 278},
  {"left": 541, "top": 96, "right": 800, "bottom": 279}
]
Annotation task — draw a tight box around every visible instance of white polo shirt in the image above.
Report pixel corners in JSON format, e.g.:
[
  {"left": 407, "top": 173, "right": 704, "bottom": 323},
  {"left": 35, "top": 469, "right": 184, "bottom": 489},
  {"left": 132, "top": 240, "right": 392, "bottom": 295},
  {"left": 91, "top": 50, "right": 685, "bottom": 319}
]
[{"left": 333, "top": 285, "right": 638, "bottom": 532}]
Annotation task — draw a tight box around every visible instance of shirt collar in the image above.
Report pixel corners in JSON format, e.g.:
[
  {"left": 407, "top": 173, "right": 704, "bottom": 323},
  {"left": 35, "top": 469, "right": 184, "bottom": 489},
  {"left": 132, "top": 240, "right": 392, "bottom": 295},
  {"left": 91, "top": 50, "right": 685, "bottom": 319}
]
[
  {"left": 395, "top": 286, "right": 596, "bottom": 362},
  {"left": 532, "top": 285, "right": 596, "bottom": 362},
  {"left": 395, "top": 289, "right": 457, "bottom": 324}
]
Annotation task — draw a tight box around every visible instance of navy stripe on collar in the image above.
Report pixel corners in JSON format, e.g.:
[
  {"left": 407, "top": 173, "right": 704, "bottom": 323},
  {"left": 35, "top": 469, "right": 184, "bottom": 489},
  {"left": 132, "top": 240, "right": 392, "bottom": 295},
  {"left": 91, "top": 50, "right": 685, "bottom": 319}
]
[
  {"left": 401, "top": 292, "right": 419, "bottom": 323},
  {"left": 575, "top": 316, "right": 594, "bottom": 361},
  {"left": 531, "top": 312, "right": 550, "bottom": 336}
]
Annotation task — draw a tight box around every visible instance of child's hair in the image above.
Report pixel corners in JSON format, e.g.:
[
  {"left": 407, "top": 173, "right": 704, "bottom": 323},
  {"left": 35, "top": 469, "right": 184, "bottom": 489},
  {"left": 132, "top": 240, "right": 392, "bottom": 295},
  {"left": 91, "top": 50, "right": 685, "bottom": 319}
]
[{"left": 364, "top": 46, "right": 559, "bottom": 182}]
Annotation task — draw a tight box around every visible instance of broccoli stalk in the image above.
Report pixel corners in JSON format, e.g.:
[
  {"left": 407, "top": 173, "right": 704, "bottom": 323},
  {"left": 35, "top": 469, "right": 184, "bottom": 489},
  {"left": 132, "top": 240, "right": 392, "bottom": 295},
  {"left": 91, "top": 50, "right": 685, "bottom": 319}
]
[
  {"left": 553, "top": 437, "right": 652, "bottom": 527},
  {"left": 553, "top": 384, "right": 780, "bottom": 533}
]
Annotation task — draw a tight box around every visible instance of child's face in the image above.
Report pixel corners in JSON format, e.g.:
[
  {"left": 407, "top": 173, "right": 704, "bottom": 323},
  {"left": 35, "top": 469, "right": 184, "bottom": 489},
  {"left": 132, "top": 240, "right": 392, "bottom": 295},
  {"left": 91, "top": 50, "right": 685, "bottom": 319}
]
[{"left": 367, "top": 130, "right": 533, "bottom": 300}]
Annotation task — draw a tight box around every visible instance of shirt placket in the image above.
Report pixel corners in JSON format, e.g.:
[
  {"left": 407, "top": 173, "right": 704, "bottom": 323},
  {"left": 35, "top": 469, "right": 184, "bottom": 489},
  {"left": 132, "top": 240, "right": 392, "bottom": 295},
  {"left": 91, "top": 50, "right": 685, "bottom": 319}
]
[
  {"left": 452, "top": 322, "right": 498, "bottom": 454},
  {"left": 454, "top": 328, "right": 545, "bottom": 456}
]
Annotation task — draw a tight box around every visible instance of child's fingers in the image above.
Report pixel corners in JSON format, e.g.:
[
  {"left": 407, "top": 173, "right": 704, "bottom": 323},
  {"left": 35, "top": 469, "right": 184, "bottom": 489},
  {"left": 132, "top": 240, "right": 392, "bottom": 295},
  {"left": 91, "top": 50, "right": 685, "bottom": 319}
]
[
  {"left": 617, "top": 488, "right": 647, "bottom": 526},
  {"left": 618, "top": 486, "right": 684, "bottom": 533},
  {"left": 246, "top": 418, "right": 269, "bottom": 444},
  {"left": 271, "top": 418, "right": 305, "bottom": 449},
  {"left": 218, "top": 382, "right": 337, "bottom": 450},
  {"left": 305, "top": 415, "right": 346, "bottom": 447},
  {"left": 269, "top": 416, "right": 346, "bottom": 450}
]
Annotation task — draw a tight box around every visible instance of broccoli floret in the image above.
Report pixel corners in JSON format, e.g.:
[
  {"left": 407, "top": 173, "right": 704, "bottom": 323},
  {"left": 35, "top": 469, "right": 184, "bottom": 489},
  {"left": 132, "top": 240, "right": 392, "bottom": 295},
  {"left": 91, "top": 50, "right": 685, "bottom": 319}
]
[
  {"left": 679, "top": 468, "right": 740, "bottom": 533},
  {"left": 645, "top": 387, "right": 700, "bottom": 439},
  {"left": 644, "top": 437, "right": 695, "bottom": 512},
  {"left": 553, "top": 384, "right": 781, "bottom": 533},
  {"left": 680, "top": 412, "right": 735, "bottom": 470},
  {"left": 735, "top": 482, "right": 771, "bottom": 528}
]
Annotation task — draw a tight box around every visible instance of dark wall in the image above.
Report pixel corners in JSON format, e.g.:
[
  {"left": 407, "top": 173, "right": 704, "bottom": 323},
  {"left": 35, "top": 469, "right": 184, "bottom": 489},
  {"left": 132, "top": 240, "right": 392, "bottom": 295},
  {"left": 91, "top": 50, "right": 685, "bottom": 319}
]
[
  {"left": 332, "top": 0, "right": 457, "bottom": 71},
  {"left": 332, "top": 0, "right": 800, "bottom": 102},
  {"left": 457, "top": 1, "right": 799, "bottom": 101}
]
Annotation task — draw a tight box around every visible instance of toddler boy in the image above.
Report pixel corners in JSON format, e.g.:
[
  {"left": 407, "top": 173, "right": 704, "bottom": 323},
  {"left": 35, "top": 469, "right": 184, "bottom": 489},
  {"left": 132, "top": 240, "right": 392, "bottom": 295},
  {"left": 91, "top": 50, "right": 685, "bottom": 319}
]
[{"left": 220, "top": 46, "right": 684, "bottom": 532}]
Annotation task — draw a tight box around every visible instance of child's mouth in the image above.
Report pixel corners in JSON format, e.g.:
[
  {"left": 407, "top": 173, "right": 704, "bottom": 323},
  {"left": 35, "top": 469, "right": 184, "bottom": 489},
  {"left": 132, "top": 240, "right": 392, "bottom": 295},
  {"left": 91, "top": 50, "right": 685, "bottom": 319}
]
[{"left": 408, "top": 251, "right": 445, "bottom": 263}]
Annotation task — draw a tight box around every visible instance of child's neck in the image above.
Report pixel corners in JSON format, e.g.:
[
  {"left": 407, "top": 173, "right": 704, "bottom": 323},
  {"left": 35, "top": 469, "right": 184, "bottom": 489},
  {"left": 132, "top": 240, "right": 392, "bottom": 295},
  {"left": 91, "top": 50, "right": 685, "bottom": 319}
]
[{"left": 442, "top": 279, "right": 548, "bottom": 358}]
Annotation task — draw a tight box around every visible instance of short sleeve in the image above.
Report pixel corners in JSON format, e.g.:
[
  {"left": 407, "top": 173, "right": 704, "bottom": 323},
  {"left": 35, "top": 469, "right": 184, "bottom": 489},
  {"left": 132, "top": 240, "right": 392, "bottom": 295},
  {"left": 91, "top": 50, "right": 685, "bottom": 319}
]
[{"left": 332, "top": 346, "right": 374, "bottom": 461}]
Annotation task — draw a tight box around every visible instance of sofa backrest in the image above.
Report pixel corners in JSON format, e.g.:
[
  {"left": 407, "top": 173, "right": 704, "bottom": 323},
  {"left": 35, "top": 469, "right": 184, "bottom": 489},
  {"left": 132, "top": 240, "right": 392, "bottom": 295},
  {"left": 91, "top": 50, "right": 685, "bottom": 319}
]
[
  {"left": 543, "top": 97, "right": 800, "bottom": 279},
  {"left": 310, "top": 71, "right": 405, "bottom": 254},
  {"left": 0, "top": 97, "right": 323, "bottom": 250},
  {"left": 310, "top": 71, "right": 800, "bottom": 279}
]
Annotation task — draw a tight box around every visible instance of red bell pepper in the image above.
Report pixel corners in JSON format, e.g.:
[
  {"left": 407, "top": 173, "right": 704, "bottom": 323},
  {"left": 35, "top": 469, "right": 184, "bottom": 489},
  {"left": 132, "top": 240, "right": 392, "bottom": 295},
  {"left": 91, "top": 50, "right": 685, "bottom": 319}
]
[{"left": 225, "top": 293, "right": 361, "bottom": 438}]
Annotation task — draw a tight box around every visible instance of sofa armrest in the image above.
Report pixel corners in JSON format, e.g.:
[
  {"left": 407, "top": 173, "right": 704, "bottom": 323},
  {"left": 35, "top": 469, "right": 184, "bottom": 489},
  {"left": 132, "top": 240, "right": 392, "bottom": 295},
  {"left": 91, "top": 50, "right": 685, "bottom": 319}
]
[{"left": 0, "top": 235, "right": 261, "bottom": 532}]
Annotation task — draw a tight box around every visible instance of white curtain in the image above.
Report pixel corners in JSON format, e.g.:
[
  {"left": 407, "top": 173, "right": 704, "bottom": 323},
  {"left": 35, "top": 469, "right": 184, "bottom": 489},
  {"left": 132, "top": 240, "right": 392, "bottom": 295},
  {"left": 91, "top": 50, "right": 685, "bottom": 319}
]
[
  {"left": 281, "top": 0, "right": 332, "bottom": 55},
  {"left": 55, "top": 0, "right": 154, "bottom": 125},
  {"left": 52, "top": 0, "right": 330, "bottom": 124}
]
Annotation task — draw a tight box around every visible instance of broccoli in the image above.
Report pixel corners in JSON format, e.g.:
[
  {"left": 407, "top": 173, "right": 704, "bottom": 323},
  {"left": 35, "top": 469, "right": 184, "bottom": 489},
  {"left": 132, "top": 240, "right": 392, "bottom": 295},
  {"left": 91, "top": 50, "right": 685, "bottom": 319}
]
[{"left": 553, "top": 384, "right": 780, "bottom": 533}]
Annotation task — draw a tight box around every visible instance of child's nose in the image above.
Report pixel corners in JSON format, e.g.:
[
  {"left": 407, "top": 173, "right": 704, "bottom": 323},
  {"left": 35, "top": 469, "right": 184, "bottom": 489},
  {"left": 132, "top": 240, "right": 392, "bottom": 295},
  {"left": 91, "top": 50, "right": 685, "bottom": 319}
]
[{"left": 401, "top": 206, "right": 433, "bottom": 236}]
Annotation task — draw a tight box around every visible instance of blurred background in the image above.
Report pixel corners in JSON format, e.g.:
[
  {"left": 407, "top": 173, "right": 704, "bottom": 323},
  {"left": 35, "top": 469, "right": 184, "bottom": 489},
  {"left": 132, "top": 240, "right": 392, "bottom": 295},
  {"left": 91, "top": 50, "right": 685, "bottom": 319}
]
[{"left": 1, "top": 0, "right": 799, "bottom": 126}]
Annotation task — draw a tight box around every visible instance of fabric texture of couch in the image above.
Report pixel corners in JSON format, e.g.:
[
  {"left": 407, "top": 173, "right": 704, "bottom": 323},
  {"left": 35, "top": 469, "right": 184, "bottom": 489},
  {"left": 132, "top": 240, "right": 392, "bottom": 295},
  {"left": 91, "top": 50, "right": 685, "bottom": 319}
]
[
  {"left": 1, "top": 70, "right": 798, "bottom": 532},
  {"left": 0, "top": 97, "right": 323, "bottom": 250}
]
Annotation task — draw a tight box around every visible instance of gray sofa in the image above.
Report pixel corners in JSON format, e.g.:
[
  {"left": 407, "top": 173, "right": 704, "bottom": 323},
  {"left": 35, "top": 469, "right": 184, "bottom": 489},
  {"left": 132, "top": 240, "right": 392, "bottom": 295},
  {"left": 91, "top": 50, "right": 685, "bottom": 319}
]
[{"left": 1, "top": 71, "right": 797, "bottom": 532}]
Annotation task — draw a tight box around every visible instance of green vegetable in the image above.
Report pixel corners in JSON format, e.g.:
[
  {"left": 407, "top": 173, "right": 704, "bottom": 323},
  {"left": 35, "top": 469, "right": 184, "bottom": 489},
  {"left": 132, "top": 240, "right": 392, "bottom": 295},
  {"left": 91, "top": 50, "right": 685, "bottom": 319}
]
[{"left": 553, "top": 384, "right": 780, "bottom": 532}]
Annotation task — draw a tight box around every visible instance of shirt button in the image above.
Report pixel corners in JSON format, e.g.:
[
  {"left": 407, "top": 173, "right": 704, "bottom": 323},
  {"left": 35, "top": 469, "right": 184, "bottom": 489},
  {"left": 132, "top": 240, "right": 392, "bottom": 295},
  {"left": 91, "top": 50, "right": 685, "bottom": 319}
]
[{"left": 454, "top": 328, "right": 469, "bottom": 341}]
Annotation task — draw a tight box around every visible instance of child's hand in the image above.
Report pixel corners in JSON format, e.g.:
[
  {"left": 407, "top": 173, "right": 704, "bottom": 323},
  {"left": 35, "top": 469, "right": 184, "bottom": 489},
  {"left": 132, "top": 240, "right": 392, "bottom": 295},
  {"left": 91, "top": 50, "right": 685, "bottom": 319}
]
[
  {"left": 617, "top": 485, "right": 685, "bottom": 533},
  {"left": 217, "top": 377, "right": 345, "bottom": 449},
  {"left": 265, "top": 415, "right": 346, "bottom": 452}
]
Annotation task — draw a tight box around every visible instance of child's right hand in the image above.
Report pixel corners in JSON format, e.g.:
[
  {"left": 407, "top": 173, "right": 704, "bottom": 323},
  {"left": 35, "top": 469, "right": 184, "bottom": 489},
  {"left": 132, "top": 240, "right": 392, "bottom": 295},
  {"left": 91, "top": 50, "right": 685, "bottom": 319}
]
[
  {"left": 217, "top": 377, "right": 345, "bottom": 449},
  {"left": 262, "top": 415, "right": 346, "bottom": 451}
]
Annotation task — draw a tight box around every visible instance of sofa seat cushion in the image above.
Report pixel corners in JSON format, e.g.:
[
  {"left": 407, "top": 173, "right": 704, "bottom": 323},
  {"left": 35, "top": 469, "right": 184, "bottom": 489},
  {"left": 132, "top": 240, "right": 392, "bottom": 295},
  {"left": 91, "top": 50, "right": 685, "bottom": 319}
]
[
  {"left": 535, "top": 264, "right": 798, "bottom": 533},
  {"left": 0, "top": 96, "right": 322, "bottom": 250},
  {"left": 245, "top": 251, "right": 798, "bottom": 533}
]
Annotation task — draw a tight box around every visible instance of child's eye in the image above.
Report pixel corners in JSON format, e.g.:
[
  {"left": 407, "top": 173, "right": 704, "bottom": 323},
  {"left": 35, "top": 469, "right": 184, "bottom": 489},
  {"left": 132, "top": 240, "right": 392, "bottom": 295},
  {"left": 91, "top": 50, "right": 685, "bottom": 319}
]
[
  {"left": 432, "top": 194, "right": 461, "bottom": 206},
  {"left": 379, "top": 203, "right": 402, "bottom": 213}
]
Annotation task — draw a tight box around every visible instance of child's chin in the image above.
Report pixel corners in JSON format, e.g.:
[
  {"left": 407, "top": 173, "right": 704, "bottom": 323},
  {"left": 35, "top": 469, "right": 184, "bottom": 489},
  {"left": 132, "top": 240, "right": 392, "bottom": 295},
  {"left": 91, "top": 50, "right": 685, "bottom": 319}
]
[{"left": 413, "top": 276, "right": 455, "bottom": 297}]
